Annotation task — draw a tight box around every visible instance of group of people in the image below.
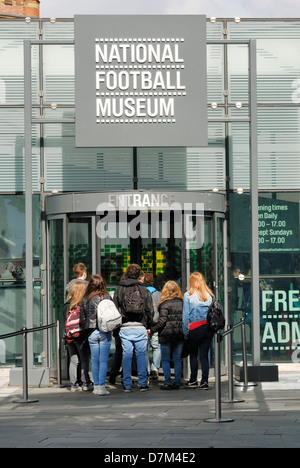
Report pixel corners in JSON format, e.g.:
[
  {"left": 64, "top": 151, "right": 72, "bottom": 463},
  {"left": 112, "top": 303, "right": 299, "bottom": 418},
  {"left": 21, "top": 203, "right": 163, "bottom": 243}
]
[{"left": 63, "top": 262, "right": 215, "bottom": 395}]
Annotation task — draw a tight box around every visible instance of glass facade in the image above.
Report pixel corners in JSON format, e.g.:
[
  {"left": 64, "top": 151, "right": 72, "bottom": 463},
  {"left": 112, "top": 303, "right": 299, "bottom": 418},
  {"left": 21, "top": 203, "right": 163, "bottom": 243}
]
[{"left": 1, "top": 17, "right": 300, "bottom": 370}]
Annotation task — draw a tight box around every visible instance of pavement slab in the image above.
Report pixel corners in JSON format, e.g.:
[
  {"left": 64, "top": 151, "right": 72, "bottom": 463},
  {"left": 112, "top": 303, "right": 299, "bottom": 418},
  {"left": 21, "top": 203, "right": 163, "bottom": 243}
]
[{"left": 0, "top": 373, "right": 300, "bottom": 449}]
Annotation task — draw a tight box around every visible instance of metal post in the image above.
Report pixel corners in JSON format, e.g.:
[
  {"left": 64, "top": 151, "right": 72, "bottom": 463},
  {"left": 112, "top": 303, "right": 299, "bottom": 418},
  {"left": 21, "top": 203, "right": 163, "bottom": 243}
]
[
  {"left": 204, "top": 333, "right": 234, "bottom": 423},
  {"left": 56, "top": 320, "right": 62, "bottom": 387},
  {"left": 249, "top": 39, "right": 260, "bottom": 366},
  {"left": 13, "top": 329, "right": 38, "bottom": 404},
  {"left": 224, "top": 324, "right": 244, "bottom": 403},
  {"left": 235, "top": 319, "right": 257, "bottom": 388},
  {"left": 24, "top": 40, "right": 34, "bottom": 367}
]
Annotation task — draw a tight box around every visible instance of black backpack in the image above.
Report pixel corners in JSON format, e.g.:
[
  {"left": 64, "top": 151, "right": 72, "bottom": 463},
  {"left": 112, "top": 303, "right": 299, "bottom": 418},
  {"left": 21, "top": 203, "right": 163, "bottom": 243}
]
[
  {"left": 207, "top": 297, "right": 225, "bottom": 333},
  {"left": 123, "top": 284, "right": 145, "bottom": 315}
]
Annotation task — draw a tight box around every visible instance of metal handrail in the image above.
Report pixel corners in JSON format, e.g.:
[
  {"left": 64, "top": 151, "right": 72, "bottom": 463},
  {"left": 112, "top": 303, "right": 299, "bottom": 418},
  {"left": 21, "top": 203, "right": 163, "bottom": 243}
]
[{"left": 0, "top": 320, "right": 61, "bottom": 404}]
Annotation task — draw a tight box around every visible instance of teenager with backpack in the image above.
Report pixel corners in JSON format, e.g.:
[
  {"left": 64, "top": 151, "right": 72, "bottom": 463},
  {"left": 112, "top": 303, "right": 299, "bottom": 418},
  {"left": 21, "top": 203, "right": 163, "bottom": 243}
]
[
  {"left": 149, "top": 281, "right": 184, "bottom": 390},
  {"left": 63, "top": 281, "right": 93, "bottom": 392},
  {"left": 182, "top": 272, "right": 214, "bottom": 390},
  {"left": 82, "top": 274, "right": 112, "bottom": 396},
  {"left": 113, "top": 264, "right": 154, "bottom": 392},
  {"left": 143, "top": 272, "right": 161, "bottom": 380}
]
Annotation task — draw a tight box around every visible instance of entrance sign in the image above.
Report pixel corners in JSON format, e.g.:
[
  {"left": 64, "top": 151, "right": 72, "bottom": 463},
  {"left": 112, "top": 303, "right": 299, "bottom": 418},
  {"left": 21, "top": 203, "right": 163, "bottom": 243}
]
[{"left": 75, "top": 15, "right": 207, "bottom": 147}]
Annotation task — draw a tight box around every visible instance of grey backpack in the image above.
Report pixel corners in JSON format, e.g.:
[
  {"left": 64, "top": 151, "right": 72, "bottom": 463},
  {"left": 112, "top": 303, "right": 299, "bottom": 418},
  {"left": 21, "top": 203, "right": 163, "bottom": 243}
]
[{"left": 97, "top": 298, "right": 122, "bottom": 332}]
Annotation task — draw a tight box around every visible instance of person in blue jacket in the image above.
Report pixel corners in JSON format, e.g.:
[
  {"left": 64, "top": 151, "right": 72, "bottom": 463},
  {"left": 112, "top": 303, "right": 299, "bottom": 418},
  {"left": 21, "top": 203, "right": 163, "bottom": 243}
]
[{"left": 182, "top": 272, "right": 214, "bottom": 390}]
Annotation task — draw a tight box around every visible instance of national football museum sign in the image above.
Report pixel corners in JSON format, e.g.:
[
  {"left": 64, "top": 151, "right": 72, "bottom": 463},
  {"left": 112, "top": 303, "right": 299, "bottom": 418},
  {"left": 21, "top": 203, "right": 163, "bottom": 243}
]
[{"left": 75, "top": 15, "right": 207, "bottom": 147}]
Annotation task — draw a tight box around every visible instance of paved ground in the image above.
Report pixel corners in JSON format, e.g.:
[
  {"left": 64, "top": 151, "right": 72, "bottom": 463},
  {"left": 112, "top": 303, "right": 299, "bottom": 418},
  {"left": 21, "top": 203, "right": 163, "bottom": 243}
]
[{"left": 0, "top": 370, "right": 300, "bottom": 450}]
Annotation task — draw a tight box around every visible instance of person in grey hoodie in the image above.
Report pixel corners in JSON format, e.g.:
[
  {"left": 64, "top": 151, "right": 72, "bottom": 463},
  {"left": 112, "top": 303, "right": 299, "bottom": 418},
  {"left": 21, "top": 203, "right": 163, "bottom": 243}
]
[
  {"left": 65, "top": 262, "right": 88, "bottom": 297},
  {"left": 113, "top": 264, "right": 153, "bottom": 392},
  {"left": 143, "top": 272, "right": 161, "bottom": 380}
]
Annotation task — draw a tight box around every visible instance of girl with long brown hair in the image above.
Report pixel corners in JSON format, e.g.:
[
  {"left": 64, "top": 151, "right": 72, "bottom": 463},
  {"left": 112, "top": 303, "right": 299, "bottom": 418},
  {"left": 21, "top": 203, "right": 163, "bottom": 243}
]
[
  {"left": 63, "top": 281, "right": 93, "bottom": 392},
  {"left": 82, "top": 274, "right": 112, "bottom": 396},
  {"left": 182, "top": 272, "right": 214, "bottom": 389},
  {"left": 150, "top": 280, "right": 184, "bottom": 390}
]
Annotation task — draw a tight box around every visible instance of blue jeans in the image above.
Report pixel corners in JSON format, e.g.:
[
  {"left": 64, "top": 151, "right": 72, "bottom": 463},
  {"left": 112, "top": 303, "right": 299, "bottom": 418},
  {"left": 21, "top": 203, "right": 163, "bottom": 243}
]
[
  {"left": 88, "top": 330, "right": 112, "bottom": 386},
  {"left": 160, "top": 340, "right": 184, "bottom": 386},
  {"left": 119, "top": 328, "right": 148, "bottom": 389}
]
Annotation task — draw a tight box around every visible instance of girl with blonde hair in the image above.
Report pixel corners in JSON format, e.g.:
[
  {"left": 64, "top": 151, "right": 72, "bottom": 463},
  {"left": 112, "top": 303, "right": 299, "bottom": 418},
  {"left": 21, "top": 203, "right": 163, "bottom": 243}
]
[
  {"left": 150, "top": 281, "right": 184, "bottom": 390},
  {"left": 63, "top": 281, "right": 93, "bottom": 392},
  {"left": 182, "top": 272, "right": 214, "bottom": 389}
]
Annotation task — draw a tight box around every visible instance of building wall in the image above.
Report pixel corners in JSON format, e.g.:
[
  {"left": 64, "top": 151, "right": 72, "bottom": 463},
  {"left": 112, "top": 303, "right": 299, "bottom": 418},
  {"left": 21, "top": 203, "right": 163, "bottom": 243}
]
[
  {"left": 0, "top": 17, "right": 300, "bottom": 369},
  {"left": 0, "top": 0, "right": 39, "bottom": 17}
]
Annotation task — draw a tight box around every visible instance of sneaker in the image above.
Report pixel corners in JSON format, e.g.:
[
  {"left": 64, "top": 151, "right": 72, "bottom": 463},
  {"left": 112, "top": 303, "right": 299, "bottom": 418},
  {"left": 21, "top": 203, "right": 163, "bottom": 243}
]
[
  {"left": 123, "top": 388, "right": 132, "bottom": 393},
  {"left": 139, "top": 385, "right": 150, "bottom": 392},
  {"left": 70, "top": 385, "right": 82, "bottom": 392},
  {"left": 98, "top": 385, "right": 110, "bottom": 396},
  {"left": 185, "top": 380, "right": 198, "bottom": 388},
  {"left": 199, "top": 381, "right": 209, "bottom": 390},
  {"left": 82, "top": 382, "right": 94, "bottom": 391},
  {"left": 160, "top": 383, "right": 173, "bottom": 390},
  {"left": 171, "top": 383, "right": 180, "bottom": 390},
  {"left": 151, "top": 369, "right": 159, "bottom": 380}
]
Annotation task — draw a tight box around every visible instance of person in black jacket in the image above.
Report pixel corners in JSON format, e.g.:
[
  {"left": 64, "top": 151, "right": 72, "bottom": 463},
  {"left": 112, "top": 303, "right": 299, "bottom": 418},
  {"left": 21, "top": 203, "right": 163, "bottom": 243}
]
[
  {"left": 114, "top": 264, "right": 153, "bottom": 392},
  {"left": 150, "top": 280, "right": 184, "bottom": 390},
  {"left": 82, "top": 274, "right": 112, "bottom": 396},
  {"left": 63, "top": 281, "right": 92, "bottom": 392}
]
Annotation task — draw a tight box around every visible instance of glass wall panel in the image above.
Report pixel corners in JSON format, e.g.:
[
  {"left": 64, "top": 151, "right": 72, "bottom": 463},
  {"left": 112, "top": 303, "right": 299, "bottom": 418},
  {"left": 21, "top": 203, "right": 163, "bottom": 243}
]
[
  {"left": 68, "top": 218, "right": 92, "bottom": 280},
  {"left": 227, "top": 44, "right": 249, "bottom": 104},
  {"left": 257, "top": 108, "right": 300, "bottom": 190},
  {"left": 33, "top": 281, "right": 43, "bottom": 367},
  {"left": 229, "top": 108, "right": 300, "bottom": 190},
  {"left": 207, "top": 44, "right": 224, "bottom": 104},
  {"left": 0, "top": 194, "right": 42, "bottom": 366},
  {"left": 0, "top": 21, "right": 39, "bottom": 105},
  {"left": 43, "top": 110, "right": 133, "bottom": 192},
  {"left": 42, "top": 20, "right": 74, "bottom": 41},
  {"left": 137, "top": 121, "right": 226, "bottom": 191},
  {"left": 43, "top": 44, "right": 75, "bottom": 104},
  {"left": 230, "top": 191, "right": 300, "bottom": 363},
  {"left": 0, "top": 109, "right": 40, "bottom": 192}
]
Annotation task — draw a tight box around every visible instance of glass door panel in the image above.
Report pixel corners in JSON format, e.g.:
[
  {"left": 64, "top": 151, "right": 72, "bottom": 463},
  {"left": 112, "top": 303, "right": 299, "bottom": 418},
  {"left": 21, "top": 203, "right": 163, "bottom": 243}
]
[
  {"left": 68, "top": 217, "right": 92, "bottom": 280},
  {"left": 48, "top": 217, "right": 66, "bottom": 378},
  {"left": 140, "top": 212, "right": 182, "bottom": 290},
  {"left": 99, "top": 214, "right": 131, "bottom": 290},
  {"left": 185, "top": 215, "right": 214, "bottom": 290}
]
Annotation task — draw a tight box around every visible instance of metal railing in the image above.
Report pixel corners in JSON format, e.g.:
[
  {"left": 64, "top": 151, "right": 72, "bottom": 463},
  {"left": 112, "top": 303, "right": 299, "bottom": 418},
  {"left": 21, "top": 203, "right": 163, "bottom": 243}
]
[
  {"left": 204, "top": 317, "right": 256, "bottom": 423},
  {"left": 0, "top": 320, "right": 61, "bottom": 404}
]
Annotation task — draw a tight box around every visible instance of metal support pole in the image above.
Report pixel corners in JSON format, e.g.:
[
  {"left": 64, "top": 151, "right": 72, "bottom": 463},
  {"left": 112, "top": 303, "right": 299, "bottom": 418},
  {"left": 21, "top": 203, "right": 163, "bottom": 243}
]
[
  {"left": 56, "top": 320, "right": 62, "bottom": 387},
  {"left": 235, "top": 319, "right": 257, "bottom": 388},
  {"left": 13, "top": 329, "right": 38, "bottom": 404},
  {"left": 24, "top": 40, "right": 34, "bottom": 367},
  {"left": 224, "top": 324, "right": 244, "bottom": 403},
  {"left": 249, "top": 39, "right": 260, "bottom": 366},
  {"left": 204, "top": 334, "right": 234, "bottom": 423}
]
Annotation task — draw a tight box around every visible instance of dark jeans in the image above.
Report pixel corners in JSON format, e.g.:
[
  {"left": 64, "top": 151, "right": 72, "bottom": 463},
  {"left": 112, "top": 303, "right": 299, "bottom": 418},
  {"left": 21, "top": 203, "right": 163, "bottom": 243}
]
[
  {"left": 67, "top": 337, "right": 91, "bottom": 387},
  {"left": 188, "top": 324, "right": 213, "bottom": 383}
]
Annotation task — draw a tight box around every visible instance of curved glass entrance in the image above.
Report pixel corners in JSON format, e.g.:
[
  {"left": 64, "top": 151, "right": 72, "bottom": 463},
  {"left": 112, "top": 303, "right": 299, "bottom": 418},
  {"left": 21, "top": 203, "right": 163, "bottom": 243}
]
[{"left": 46, "top": 191, "right": 226, "bottom": 376}]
